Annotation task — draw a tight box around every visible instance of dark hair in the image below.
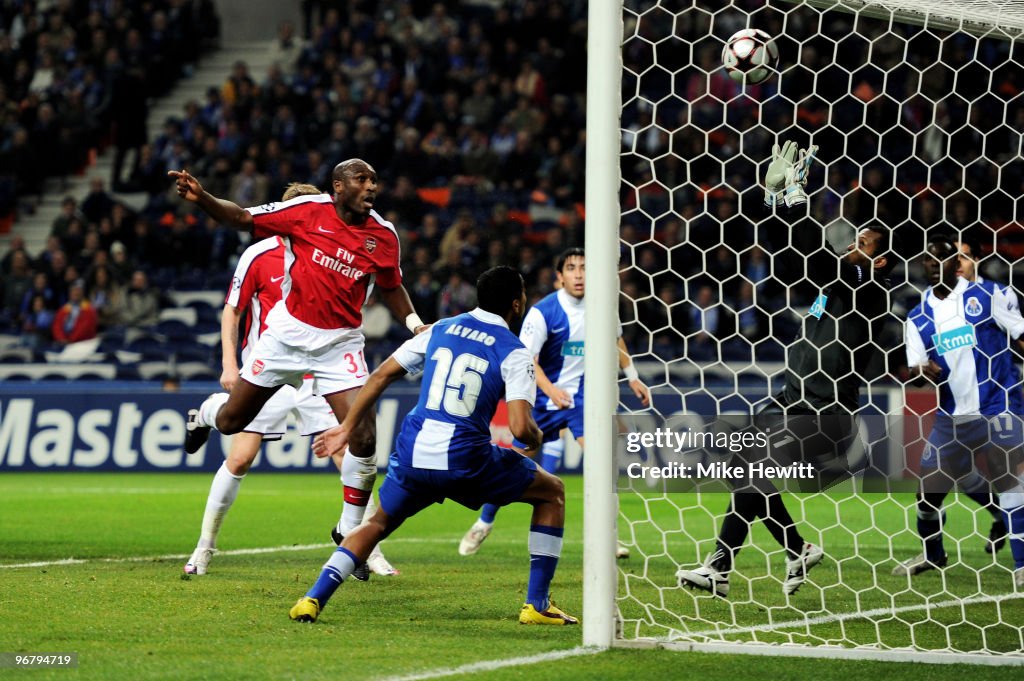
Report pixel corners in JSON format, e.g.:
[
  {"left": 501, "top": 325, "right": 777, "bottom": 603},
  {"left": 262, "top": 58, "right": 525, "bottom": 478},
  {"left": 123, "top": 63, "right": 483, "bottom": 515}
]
[
  {"left": 555, "top": 247, "right": 585, "bottom": 273},
  {"left": 862, "top": 224, "right": 900, "bottom": 275},
  {"left": 476, "top": 266, "right": 524, "bottom": 316},
  {"left": 955, "top": 228, "right": 983, "bottom": 261},
  {"left": 927, "top": 229, "right": 957, "bottom": 251}
]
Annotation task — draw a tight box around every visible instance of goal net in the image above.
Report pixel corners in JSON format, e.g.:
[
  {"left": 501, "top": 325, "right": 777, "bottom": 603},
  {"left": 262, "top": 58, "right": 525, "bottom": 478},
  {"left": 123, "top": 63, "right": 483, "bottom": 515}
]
[{"left": 586, "top": 0, "right": 1024, "bottom": 665}]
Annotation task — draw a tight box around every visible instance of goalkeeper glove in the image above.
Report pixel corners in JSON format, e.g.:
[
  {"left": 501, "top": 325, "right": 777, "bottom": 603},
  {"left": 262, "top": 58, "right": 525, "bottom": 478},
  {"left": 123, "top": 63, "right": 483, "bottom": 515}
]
[
  {"left": 780, "top": 144, "right": 818, "bottom": 208},
  {"left": 762, "top": 140, "right": 799, "bottom": 207}
]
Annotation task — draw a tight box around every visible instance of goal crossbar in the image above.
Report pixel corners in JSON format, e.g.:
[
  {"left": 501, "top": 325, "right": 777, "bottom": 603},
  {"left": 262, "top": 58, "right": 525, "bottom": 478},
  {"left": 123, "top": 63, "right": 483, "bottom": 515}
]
[{"left": 782, "top": 0, "right": 1024, "bottom": 37}]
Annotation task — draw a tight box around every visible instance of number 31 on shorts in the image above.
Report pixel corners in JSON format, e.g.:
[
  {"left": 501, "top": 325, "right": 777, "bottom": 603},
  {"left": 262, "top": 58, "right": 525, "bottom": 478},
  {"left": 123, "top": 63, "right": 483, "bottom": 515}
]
[{"left": 344, "top": 350, "right": 369, "bottom": 377}]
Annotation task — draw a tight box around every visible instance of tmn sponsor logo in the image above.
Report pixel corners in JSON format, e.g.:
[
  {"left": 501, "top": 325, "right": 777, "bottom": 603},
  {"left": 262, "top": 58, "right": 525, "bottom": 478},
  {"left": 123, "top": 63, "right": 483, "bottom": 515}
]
[{"left": 932, "top": 325, "right": 976, "bottom": 356}]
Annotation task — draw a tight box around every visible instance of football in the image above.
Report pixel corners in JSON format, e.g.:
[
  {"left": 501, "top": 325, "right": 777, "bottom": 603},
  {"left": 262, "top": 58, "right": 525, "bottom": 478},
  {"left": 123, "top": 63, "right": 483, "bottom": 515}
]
[{"left": 722, "top": 28, "right": 779, "bottom": 84}]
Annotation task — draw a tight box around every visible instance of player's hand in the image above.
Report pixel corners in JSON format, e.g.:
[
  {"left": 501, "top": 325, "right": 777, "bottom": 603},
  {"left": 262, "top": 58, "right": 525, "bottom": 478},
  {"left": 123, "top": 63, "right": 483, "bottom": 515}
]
[
  {"left": 312, "top": 424, "right": 350, "bottom": 459},
  {"left": 413, "top": 324, "right": 431, "bottom": 334},
  {"left": 761, "top": 139, "right": 798, "bottom": 197},
  {"left": 512, "top": 444, "right": 539, "bottom": 459},
  {"left": 168, "top": 169, "right": 204, "bottom": 202},
  {"left": 793, "top": 144, "right": 818, "bottom": 186},
  {"left": 546, "top": 387, "right": 572, "bottom": 409},
  {"left": 220, "top": 366, "right": 240, "bottom": 392},
  {"left": 917, "top": 360, "right": 943, "bottom": 383},
  {"left": 629, "top": 378, "right": 651, "bottom": 407},
  {"left": 781, "top": 144, "right": 818, "bottom": 208}
]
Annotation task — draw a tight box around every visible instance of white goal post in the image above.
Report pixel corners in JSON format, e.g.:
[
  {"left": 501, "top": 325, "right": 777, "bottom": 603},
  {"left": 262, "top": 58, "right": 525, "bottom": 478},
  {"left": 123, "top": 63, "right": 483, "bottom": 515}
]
[{"left": 584, "top": 0, "right": 1024, "bottom": 665}]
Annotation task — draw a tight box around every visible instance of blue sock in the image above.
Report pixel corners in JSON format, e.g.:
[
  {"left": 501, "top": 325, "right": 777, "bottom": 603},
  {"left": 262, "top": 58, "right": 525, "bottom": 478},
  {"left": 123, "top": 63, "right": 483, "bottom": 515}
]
[
  {"left": 526, "top": 525, "right": 564, "bottom": 611},
  {"left": 306, "top": 546, "right": 358, "bottom": 606},
  {"left": 540, "top": 440, "right": 564, "bottom": 473},
  {"left": 479, "top": 503, "right": 499, "bottom": 524},
  {"left": 1001, "top": 496, "right": 1024, "bottom": 570},
  {"left": 917, "top": 509, "right": 946, "bottom": 561}
]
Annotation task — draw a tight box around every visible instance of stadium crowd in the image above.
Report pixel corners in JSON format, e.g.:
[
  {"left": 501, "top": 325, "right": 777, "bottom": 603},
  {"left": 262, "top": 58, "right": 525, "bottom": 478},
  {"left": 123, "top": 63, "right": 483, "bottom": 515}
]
[{"left": 0, "top": 0, "right": 1021, "bottom": 377}]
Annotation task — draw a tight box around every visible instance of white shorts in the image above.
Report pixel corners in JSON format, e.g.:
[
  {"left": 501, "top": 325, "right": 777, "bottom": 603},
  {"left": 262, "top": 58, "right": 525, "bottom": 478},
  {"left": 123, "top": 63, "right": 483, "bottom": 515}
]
[
  {"left": 243, "top": 378, "right": 338, "bottom": 440},
  {"left": 241, "top": 332, "right": 370, "bottom": 397}
]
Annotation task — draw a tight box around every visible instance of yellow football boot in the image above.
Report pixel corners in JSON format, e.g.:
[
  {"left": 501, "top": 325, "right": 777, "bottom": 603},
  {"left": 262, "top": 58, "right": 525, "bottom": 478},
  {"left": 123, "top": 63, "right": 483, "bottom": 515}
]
[
  {"left": 519, "top": 602, "right": 578, "bottom": 625},
  {"left": 289, "top": 597, "right": 321, "bottom": 623}
]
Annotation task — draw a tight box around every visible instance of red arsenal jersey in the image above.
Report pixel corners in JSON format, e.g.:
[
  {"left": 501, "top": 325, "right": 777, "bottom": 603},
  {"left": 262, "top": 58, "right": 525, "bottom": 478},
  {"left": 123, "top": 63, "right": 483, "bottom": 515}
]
[
  {"left": 226, "top": 237, "right": 285, "bottom": 362},
  {"left": 245, "top": 194, "right": 402, "bottom": 349}
]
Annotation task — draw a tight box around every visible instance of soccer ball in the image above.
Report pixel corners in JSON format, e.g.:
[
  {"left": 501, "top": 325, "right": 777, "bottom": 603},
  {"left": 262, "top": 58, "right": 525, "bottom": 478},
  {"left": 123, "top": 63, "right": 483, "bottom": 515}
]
[{"left": 721, "top": 29, "right": 779, "bottom": 85}]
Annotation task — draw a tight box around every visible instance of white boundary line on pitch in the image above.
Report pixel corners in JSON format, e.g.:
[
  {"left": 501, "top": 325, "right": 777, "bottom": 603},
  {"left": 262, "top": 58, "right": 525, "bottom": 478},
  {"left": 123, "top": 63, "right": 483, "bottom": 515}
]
[
  {"left": 672, "top": 591, "right": 1024, "bottom": 640},
  {"left": 0, "top": 543, "right": 334, "bottom": 569},
  {"left": 372, "top": 647, "right": 602, "bottom": 681},
  {"left": 0, "top": 536, "right": 578, "bottom": 570}
]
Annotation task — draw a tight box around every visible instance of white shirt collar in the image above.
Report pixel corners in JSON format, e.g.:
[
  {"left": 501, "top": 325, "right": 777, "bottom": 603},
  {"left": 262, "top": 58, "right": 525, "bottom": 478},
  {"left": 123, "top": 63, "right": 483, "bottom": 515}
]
[
  {"left": 557, "top": 288, "right": 584, "bottom": 308},
  {"left": 926, "top": 276, "right": 970, "bottom": 308},
  {"left": 469, "top": 307, "right": 509, "bottom": 329}
]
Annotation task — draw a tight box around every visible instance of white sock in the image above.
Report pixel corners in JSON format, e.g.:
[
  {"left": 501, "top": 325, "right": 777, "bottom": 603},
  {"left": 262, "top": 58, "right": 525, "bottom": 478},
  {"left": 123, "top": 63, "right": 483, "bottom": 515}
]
[
  {"left": 198, "top": 462, "right": 245, "bottom": 549},
  {"left": 197, "top": 392, "right": 230, "bottom": 429},
  {"left": 337, "top": 452, "right": 377, "bottom": 535}
]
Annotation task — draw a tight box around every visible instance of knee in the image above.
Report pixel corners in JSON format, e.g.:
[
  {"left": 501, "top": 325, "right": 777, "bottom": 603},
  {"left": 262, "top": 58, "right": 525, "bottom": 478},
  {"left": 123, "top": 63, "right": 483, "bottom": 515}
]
[
  {"left": 215, "top": 411, "right": 241, "bottom": 435},
  {"left": 547, "top": 474, "right": 565, "bottom": 506},
  {"left": 225, "top": 456, "right": 252, "bottom": 476}
]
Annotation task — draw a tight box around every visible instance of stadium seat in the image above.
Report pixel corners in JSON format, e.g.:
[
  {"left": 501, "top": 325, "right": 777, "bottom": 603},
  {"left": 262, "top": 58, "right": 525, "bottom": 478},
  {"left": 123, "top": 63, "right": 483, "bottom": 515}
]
[
  {"left": 177, "top": 362, "right": 219, "bottom": 381},
  {"left": 187, "top": 301, "right": 220, "bottom": 324},
  {"left": 158, "top": 307, "right": 198, "bottom": 326},
  {"left": 156, "top": 319, "right": 195, "bottom": 341},
  {"left": 170, "top": 341, "right": 213, "bottom": 364},
  {"left": 126, "top": 335, "right": 164, "bottom": 355},
  {"left": 114, "top": 363, "right": 141, "bottom": 380},
  {"left": 0, "top": 347, "right": 33, "bottom": 363}
]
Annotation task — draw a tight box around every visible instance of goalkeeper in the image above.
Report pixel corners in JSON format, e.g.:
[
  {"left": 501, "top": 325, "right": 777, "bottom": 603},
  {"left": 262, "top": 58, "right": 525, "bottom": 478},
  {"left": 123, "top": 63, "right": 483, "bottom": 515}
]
[{"left": 677, "top": 141, "right": 899, "bottom": 597}]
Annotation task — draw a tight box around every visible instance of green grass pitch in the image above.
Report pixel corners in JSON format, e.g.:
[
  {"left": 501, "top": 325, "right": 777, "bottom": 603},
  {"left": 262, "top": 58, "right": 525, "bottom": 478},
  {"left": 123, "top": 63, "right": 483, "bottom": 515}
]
[{"left": 0, "top": 473, "right": 1019, "bottom": 679}]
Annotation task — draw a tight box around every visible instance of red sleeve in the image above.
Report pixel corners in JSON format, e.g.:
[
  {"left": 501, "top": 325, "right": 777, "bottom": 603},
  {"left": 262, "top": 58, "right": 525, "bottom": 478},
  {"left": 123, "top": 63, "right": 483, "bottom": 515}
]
[
  {"left": 52, "top": 307, "right": 69, "bottom": 341},
  {"left": 70, "top": 307, "right": 98, "bottom": 342},
  {"left": 248, "top": 202, "right": 313, "bottom": 240},
  {"left": 226, "top": 258, "right": 261, "bottom": 313},
  {"left": 375, "top": 231, "right": 403, "bottom": 289}
]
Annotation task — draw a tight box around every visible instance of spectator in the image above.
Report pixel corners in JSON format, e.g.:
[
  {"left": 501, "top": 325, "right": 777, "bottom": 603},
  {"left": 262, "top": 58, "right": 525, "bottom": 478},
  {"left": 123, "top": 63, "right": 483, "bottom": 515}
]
[
  {"left": 50, "top": 197, "right": 82, "bottom": 241},
  {"left": 437, "top": 270, "right": 475, "bottom": 318},
  {"left": 409, "top": 270, "right": 440, "bottom": 324},
  {"left": 88, "top": 265, "right": 124, "bottom": 328},
  {"left": 121, "top": 270, "right": 161, "bottom": 327},
  {"left": 21, "top": 294, "right": 54, "bottom": 348},
  {"left": 228, "top": 159, "right": 268, "bottom": 207},
  {"left": 267, "top": 21, "right": 305, "bottom": 76},
  {"left": 0, "top": 234, "right": 28, "bottom": 274},
  {"left": 107, "top": 51, "right": 149, "bottom": 190},
  {"left": 2, "top": 250, "right": 33, "bottom": 319},
  {"left": 81, "top": 177, "right": 116, "bottom": 224},
  {"left": 19, "top": 272, "right": 55, "bottom": 321},
  {"left": 52, "top": 280, "right": 99, "bottom": 345},
  {"left": 108, "top": 241, "right": 133, "bottom": 283}
]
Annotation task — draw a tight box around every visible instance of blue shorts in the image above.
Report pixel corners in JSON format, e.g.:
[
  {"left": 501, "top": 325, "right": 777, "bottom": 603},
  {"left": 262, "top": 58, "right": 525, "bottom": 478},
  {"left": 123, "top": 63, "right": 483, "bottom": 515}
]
[
  {"left": 922, "top": 414, "right": 1024, "bottom": 473},
  {"left": 378, "top": 446, "right": 538, "bottom": 522},
  {"left": 513, "top": 405, "right": 584, "bottom": 447}
]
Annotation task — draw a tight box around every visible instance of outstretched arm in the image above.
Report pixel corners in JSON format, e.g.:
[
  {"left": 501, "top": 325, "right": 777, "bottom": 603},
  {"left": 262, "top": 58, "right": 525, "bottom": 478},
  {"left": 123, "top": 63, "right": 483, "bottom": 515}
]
[
  {"left": 762, "top": 142, "right": 858, "bottom": 289},
  {"left": 168, "top": 169, "right": 254, "bottom": 231},
  {"left": 377, "top": 284, "right": 428, "bottom": 334},
  {"left": 312, "top": 357, "right": 409, "bottom": 458}
]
